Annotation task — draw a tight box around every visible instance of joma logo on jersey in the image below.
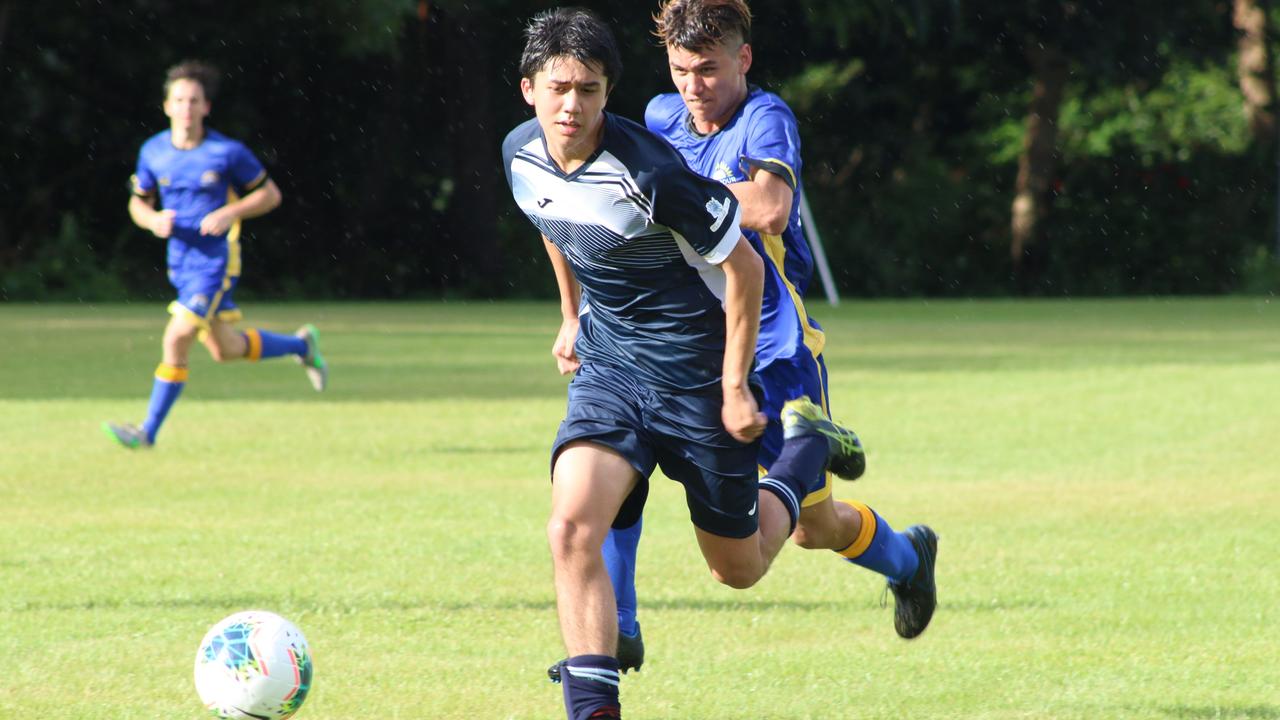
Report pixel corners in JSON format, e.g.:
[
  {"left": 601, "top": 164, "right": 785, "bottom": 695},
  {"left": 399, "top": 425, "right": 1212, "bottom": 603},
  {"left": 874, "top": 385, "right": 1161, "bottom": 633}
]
[
  {"left": 705, "top": 196, "right": 731, "bottom": 232},
  {"left": 200, "top": 170, "right": 221, "bottom": 186}
]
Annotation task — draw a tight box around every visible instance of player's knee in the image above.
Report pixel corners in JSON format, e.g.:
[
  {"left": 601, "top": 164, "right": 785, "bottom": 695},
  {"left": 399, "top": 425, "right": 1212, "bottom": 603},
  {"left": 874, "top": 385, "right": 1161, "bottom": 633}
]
[
  {"left": 709, "top": 561, "right": 763, "bottom": 589},
  {"left": 545, "top": 516, "right": 597, "bottom": 561}
]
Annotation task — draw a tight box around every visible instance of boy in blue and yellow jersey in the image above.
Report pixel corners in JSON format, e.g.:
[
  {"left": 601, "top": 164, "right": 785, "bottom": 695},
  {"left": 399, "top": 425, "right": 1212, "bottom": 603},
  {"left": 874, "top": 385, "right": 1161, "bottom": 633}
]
[
  {"left": 563, "top": 0, "right": 939, "bottom": 676},
  {"left": 104, "top": 60, "right": 327, "bottom": 450}
]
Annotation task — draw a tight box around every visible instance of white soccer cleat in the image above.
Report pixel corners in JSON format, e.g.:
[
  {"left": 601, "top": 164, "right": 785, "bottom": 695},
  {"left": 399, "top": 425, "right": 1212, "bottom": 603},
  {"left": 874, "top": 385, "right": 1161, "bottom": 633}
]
[{"left": 295, "top": 324, "right": 328, "bottom": 392}]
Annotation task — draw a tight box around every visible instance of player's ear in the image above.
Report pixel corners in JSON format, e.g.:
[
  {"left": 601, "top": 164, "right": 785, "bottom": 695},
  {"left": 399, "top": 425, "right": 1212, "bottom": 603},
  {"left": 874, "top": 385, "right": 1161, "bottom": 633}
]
[
  {"left": 738, "top": 43, "right": 752, "bottom": 75},
  {"left": 520, "top": 77, "right": 535, "bottom": 106}
]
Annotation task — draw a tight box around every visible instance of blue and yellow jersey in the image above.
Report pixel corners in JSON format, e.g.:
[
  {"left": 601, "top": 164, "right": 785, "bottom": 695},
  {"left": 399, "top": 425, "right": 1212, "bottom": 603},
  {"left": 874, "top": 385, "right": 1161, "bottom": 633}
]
[
  {"left": 131, "top": 128, "right": 267, "bottom": 277},
  {"left": 645, "top": 87, "right": 823, "bottom": 368}
]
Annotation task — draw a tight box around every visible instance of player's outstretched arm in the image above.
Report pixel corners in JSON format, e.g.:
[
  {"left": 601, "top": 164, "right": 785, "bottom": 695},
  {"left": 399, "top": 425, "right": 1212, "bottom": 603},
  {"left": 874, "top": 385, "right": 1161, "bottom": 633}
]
[
  {"left": 543, "top": 235, "right": 582, "bottom": 375},
  {"left": 199, "top": 179, "right": 282, "bottom": 236},
  {"left": 726, "top": 168, "right": 793, "bottom": 235},
  {"left": 719, "top": 236, "right": 766, "bottom": 442}
]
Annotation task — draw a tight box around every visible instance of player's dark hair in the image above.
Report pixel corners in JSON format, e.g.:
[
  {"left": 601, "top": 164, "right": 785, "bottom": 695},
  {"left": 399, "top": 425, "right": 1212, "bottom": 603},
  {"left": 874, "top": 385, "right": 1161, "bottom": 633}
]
[
  {"left": 653, "top": 0, "right": 752, "bottom": 51},
  {"left": 164, "top": 60, "right": 220, "bottom": 101},
  {"left": 519, "top": 8, "right": 623, "bottom": 90}
]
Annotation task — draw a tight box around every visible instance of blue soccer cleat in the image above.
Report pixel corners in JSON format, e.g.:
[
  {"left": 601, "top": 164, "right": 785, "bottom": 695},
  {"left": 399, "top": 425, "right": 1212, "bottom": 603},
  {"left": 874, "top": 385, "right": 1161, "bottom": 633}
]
[{"left": 781, "top": 396, "right": 866, "bottom": 480}]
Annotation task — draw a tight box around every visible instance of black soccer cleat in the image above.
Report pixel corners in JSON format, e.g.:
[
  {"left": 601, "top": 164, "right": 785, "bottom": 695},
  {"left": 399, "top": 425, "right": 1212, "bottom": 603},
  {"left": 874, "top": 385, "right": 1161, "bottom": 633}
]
[
  {"left": 885, "top": 525, "right": 938, "bottom": 639},
  {"left": 547, "top": 624, "right": 645, "bottom": 684},
  {"left": 616, "top": 623, "right": 644, "bottom": 674},
  {"left": 781, "top": 396, "right": 866, "bottom": 480}
]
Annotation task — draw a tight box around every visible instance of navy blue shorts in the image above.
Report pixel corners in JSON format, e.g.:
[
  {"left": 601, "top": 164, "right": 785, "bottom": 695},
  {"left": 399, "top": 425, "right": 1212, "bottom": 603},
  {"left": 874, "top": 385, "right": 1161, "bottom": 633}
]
[{"left": 551, "top": 362, "right": 763, "bottom": 539}]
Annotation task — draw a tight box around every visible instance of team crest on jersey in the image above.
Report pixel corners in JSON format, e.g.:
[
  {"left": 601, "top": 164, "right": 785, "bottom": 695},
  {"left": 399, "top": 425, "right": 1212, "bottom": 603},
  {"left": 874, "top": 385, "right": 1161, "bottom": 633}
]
[
  {"left": 158, "top": 176, "right": 171, "bottom": 187},
  {"left": 705, "top": 196, "right": 731, "bottom": 231},
  {"left": 713, "top": 161, "right": 737, "bottom": 184},
  {"left": 200, "top": 170, "right": 221, "bottom": 186}
]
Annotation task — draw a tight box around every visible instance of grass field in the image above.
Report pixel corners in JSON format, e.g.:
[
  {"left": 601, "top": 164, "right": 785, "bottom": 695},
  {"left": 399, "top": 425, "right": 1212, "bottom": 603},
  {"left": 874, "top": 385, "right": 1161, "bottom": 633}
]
[{"left": 1, "top": 298, "right": 1277, "bottom": 719}]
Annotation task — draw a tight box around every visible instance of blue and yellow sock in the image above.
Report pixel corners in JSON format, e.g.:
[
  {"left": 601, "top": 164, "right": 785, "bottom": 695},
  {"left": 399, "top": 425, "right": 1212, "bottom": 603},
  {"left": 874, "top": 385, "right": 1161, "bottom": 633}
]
[
  {"left": 602, "top": 519, "right": 642, "bottom": 638},
  {"left": 836, "top": 500, "right": 920, "bottom": 583},
  {"left": 561, "top": 655, "right": 621, "bottom": 720},
  {"left": 242, "top": 328, "right": 307, "bottom": 361},
  {"left": 141, "top": 363, "right": 187, "bottom": 445}
]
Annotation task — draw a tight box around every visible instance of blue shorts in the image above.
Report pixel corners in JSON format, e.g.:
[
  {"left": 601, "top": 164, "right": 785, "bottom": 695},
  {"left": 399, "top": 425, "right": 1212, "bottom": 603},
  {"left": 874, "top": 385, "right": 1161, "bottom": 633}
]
[
  {"left": 166, "top": 241, "right": 241, "bottom": 325},
  {"left": 756, "top": 351, "right": 833, "bottom": 507},
  {"left": 551, "top": 362, "right": 763, "bottom": 539}
]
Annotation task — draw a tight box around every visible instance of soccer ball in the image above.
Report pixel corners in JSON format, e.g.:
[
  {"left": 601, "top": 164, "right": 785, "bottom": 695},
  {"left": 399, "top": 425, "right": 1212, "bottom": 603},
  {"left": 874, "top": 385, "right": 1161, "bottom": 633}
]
[{"left": 194, "top": 610, "right": 314, "bottom": 719}]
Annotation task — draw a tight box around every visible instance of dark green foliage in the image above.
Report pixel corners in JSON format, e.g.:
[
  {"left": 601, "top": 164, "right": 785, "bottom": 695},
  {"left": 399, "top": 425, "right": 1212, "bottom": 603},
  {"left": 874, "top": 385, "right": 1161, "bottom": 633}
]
[{"left": 0, "top": 0, "right": 1275, "bottom": 299}]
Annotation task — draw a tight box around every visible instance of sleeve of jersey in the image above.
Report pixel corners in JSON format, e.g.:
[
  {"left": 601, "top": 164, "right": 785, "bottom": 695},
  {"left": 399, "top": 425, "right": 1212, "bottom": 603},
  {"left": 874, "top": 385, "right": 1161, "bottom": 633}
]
[
  {"left": 652, "top": 162, "right": 743, "bottom": 265},
  {"left": 131, "top": 152, "right": 156, "bottom": 197},
  {"left": 229, "top": 143, "right": 268, "bottom": 194},
  {"left": 739, "top": 104, "right": 802, "bottom": 191}
]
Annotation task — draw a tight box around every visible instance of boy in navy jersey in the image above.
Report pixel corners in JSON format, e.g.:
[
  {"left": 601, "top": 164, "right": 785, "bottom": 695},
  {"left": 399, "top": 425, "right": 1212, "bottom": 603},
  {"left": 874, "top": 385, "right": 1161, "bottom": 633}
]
[
  {"left": 557, "top": 0, "right": 939, "bottom": 679},
  {"left": 503, "top": 9, "right": 856, "bottom": 719},
  {"left": 104, "top": 61, "right": 327, "bottom": 449}
]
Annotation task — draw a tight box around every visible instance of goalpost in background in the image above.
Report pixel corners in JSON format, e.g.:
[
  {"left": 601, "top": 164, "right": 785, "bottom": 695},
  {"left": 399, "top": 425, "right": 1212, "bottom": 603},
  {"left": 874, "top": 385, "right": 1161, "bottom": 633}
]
[{"left": 798, "top": 191, "right": 840, "bottom": 306}]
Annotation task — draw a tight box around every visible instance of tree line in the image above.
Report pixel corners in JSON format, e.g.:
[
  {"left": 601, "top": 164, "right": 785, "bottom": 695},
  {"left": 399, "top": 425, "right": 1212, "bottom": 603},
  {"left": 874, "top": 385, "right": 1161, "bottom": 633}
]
[{"left": 2, "top": 0, "right": 1278, "bottom": 301}]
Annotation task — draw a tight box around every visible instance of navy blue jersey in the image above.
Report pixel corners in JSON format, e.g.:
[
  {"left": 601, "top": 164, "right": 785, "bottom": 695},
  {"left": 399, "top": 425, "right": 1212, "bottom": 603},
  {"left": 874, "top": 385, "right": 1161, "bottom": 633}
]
[
  {"left": 503, "top": 113, "right": 745, "bottom": 394},
  {"left": 646, "top": 88, "right": 824, "bottom": 367}
]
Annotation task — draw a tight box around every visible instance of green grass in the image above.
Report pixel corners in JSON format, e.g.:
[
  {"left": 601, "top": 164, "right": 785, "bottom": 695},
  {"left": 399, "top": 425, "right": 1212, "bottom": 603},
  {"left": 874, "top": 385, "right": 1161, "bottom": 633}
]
[{"left": 1, "top": 298, "right": 1278, "bottom": 719}]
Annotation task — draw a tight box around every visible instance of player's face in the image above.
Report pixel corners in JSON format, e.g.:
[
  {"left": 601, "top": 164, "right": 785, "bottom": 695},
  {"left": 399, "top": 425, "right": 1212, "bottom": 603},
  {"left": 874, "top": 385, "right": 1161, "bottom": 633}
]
[
  {"left": 667, "top": 41, "right": 752, "bottom": 132},
  {"left": 164, "top": 79, "right": 210, "bottom": 133},
  {"left": 520, "top": 57, "right": 609, "bottom": 163}
]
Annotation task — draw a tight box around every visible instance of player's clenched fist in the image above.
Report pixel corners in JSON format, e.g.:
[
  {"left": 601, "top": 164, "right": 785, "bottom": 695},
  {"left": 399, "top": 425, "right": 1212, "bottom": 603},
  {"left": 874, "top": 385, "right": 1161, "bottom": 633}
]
[{"left": 150, "top": 209, "right": 176, "bottom": 238}]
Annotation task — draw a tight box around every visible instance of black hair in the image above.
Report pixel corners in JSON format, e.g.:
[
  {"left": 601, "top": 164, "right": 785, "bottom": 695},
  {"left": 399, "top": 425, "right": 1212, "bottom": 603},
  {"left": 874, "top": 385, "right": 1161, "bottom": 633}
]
[{"left": 519, "top": 7, "right": 623, "bottom": 89}]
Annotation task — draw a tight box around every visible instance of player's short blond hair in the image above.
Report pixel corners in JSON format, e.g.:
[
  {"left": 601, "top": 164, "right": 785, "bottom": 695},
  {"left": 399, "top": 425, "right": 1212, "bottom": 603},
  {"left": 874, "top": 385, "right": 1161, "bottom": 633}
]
[{"left": 653, "top": 0, "right": 752, "bottom": 51}]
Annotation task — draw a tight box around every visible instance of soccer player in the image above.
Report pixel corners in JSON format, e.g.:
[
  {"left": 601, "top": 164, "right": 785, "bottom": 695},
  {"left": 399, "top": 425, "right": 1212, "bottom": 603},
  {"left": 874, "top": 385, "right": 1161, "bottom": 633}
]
[
  {"left": 564, "top": 0, "right": 940, "bottom": 675},
  {"left": 104, "top": 60, "right": 327, "bottom": 450},
  {"left": 504, "top": 9, "right": 853, "bottom": 719}
]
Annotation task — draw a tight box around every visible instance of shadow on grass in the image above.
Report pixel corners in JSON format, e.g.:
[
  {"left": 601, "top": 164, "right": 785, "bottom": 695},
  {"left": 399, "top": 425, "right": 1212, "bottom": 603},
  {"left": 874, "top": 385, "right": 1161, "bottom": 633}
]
[
  {"left": 1158, "top": 706, "right": 1280, "bottom": 719},
  {"left": 6, "top": 596, "right": 1051, "bottom": 614}
]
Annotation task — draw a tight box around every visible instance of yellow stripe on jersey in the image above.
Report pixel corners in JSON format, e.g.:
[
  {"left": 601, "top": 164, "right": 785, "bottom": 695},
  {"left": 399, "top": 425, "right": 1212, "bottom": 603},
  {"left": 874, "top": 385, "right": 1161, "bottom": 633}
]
[
  {"left": 242, "top": 169, "right": 268, "bottom": 193},
  {"left": 758, "top": 232, "right": 825, "bottom": 358},
  {"left": 154, "top": 363, "right": 189, "bottom": 383},
  {"left": 837, "top": 499, "right": 878, "bottom": 559},
  {"left": 755, "top": 157, "right": 797, "bottom": 189},
  {"left": 226, "top": 188, "right": 242, "bottom": 277}
]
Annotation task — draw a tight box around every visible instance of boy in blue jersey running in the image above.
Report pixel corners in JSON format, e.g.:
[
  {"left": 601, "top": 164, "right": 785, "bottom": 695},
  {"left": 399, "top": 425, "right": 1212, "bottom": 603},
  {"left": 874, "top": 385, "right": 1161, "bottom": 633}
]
[
  {"left": 552, "top": 0, "right": 939, "bottom": 678},
  {"left": 104, "top": 60, "right": 327, "bottom": 450},
  {"left": 504, "top": 9, "right": 861, "bottom": 719}
]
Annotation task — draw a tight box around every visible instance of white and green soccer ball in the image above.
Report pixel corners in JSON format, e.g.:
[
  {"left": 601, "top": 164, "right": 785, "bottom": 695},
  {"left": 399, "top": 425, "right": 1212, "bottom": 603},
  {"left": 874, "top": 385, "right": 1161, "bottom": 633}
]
[{"left": 194, "top": 610, "right": 314, "bottom": 719}]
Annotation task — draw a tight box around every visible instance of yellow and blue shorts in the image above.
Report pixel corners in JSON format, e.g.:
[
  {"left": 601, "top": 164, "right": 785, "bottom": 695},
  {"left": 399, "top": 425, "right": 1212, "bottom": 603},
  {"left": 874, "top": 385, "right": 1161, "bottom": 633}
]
[
  {"left": 165, "top": 241, "right": 243, "bottom": 327},
  {"left": 756, "top": 351, "right": 833, "bottom": 507}
]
